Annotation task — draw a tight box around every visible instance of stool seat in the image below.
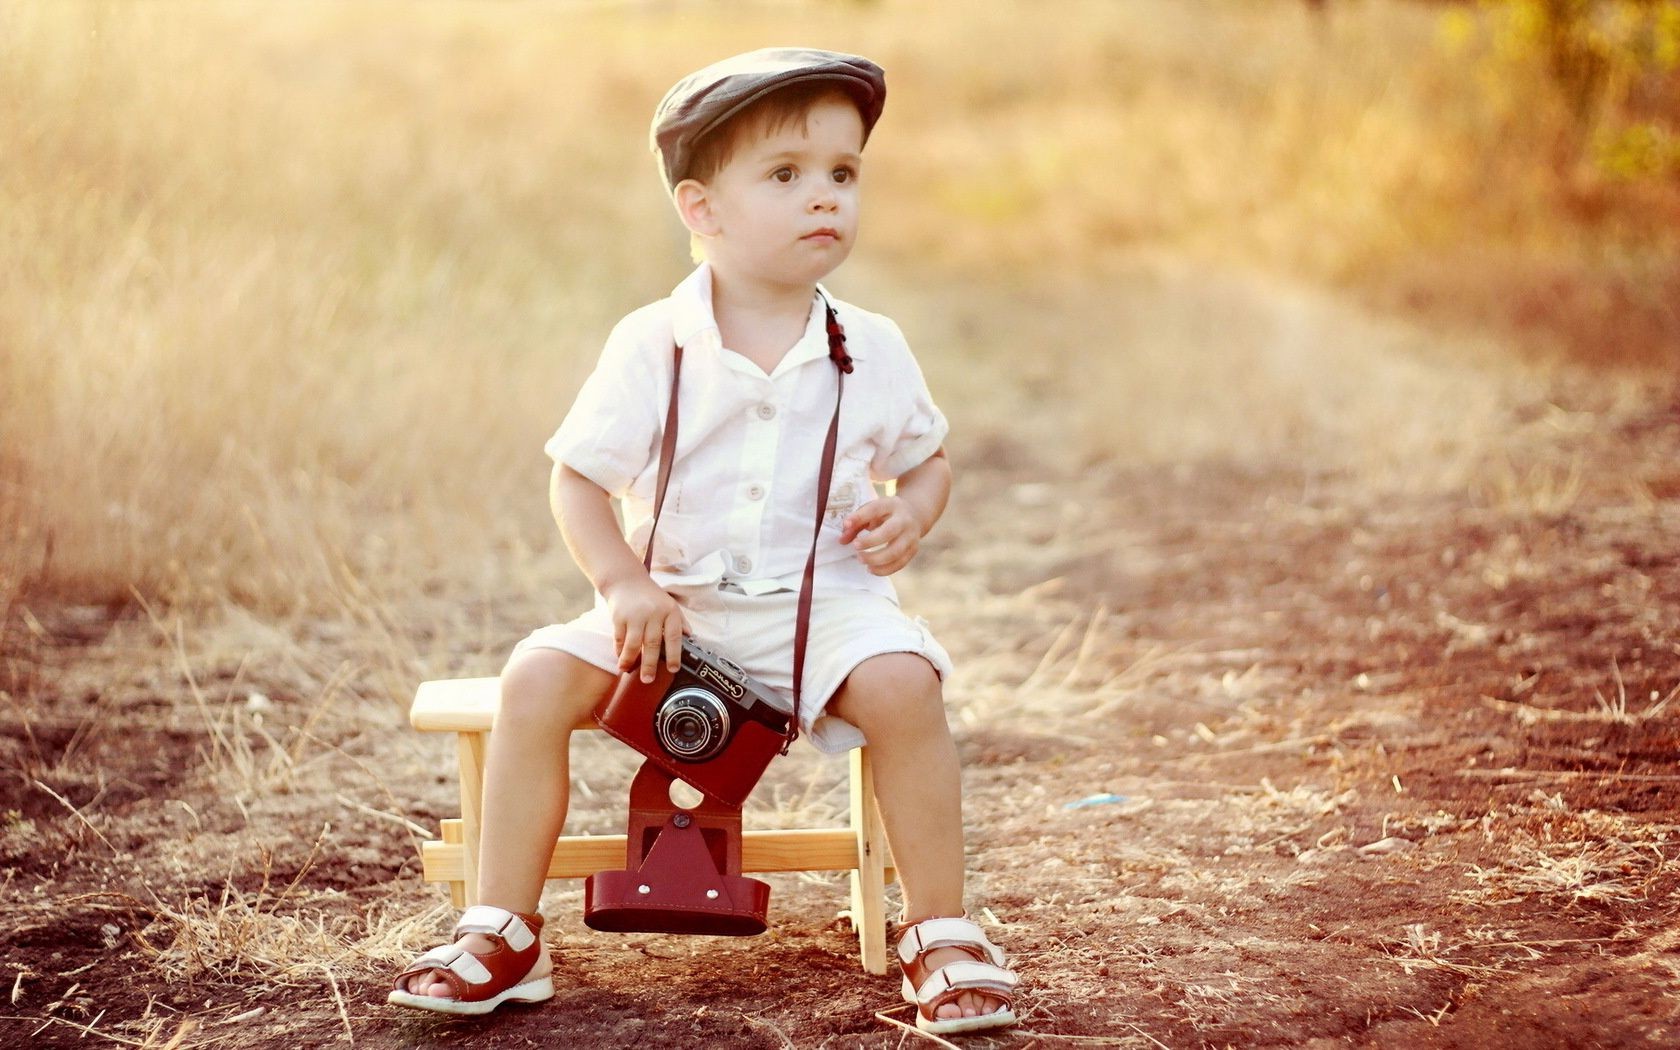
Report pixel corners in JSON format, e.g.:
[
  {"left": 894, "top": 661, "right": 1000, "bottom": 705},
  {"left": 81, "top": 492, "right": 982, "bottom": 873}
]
[
  {"left": 409, "top": 675, "right": 894, "bottom": 973},
  {"left": 411, "top": 677, "right": 590, "bottom": 733}
]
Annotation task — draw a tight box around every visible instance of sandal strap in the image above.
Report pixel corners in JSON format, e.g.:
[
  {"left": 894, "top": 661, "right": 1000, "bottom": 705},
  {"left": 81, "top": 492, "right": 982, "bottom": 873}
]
[
  {"left": 414, "top": 944, "right": 493, "bottom": 985},
  {"left": 454, "top": 905, "right": 541, "bottom": 953},
  {"left": 393, "top": 945, "right": 482, "bottom": 1000},
  {"left": 896, "top": 917, "right": 1006, "bottom": 968},
  {"left": 911, "top": 959, "right": 1018, "bottom": 1007}
]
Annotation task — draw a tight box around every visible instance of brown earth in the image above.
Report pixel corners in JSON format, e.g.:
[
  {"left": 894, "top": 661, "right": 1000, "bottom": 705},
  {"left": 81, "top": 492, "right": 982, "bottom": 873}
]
[{"left": 4, "top": 375, "right": 1680, "bottom": 1047}]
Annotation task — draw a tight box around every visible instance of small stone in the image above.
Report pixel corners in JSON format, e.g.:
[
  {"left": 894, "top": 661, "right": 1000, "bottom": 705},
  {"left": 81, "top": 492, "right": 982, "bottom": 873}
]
[
  {"left": 1297, "top": 847, "right": 1349, "bottom": 866},
  {"left": 1358, "top": 836, "right": 1416, "bottom": 856}
]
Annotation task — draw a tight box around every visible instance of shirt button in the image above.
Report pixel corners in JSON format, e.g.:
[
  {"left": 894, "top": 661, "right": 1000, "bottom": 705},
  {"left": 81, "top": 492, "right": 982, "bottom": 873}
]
[
  {"left": 735, "top": 556, "right": 753, "bottom": 574},
  {"left": 746, "top": 484, "right": 765, "bottom": 501},
  {"left": 755, "top": 403, "right": 776, "bottom": 421}
]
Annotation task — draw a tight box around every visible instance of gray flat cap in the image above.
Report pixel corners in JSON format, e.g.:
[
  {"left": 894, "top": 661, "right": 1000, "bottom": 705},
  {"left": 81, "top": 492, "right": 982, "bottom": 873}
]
[{"left": 650, "top": 47, "right": 886, "bottom": 193}]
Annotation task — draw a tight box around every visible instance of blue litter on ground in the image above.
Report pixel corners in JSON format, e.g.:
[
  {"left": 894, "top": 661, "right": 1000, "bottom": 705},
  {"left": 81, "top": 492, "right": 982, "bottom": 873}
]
[{"left": 1063, "top": 793, "right": 1129, "bottom": 810}]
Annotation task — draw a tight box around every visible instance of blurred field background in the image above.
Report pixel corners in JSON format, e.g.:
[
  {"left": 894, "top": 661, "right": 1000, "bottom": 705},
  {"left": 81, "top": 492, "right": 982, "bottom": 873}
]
[{"left": 4, "top": 0, "right": 1676, "bottom": 634}]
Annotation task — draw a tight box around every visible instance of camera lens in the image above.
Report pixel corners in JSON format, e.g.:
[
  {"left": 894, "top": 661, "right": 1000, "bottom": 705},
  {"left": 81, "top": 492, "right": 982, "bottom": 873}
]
[
  {"left": 654, "top": 688, "right": 731, "bottom": 761},
  {"left": 666, "top": 711, "right": 707, "bottom": 748}
]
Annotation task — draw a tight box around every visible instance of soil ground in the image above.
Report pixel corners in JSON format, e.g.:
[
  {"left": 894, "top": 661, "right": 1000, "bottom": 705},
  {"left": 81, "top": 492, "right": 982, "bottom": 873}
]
[{"left": 4, "top": 285, "right": 1680, "bottom": 1047}]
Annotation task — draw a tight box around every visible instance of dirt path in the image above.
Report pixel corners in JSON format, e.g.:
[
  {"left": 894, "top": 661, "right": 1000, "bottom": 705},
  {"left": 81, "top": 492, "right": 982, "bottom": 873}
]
[{"left": 5, "top": 295, "right": 1680, "bottom": 1047}]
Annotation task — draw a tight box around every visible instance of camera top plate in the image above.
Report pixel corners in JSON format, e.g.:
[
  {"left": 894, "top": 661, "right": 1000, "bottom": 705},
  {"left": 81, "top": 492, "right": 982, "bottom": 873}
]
[{"left": 678, "top": 637, "right": 792, "bottom": 733}]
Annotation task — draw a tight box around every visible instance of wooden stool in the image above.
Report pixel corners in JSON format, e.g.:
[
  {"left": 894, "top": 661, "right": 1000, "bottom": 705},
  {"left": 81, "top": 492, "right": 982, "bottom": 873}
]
[{"left": 410, "top": 677, "right": 896, "bottom": 974}]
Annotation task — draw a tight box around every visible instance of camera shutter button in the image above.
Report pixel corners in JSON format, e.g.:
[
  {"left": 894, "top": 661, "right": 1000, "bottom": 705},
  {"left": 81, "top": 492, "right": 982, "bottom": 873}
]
[{"left": 673, "top": 813, "right": 692, "bottom": 828}]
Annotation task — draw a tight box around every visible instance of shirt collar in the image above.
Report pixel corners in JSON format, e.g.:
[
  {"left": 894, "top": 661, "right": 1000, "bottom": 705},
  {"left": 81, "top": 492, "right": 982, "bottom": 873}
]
[
  {"left": 669, "top": 262, "right": 860, "bottom": 370},
  {"left": 670, "top": 262, "right": 721, "bottom": 351}
]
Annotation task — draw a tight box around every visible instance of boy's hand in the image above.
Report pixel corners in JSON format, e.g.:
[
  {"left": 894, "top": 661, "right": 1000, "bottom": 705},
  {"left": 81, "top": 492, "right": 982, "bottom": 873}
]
[
  {"left": 839, "top": 497, "right": 925, "bottom": 576},
  {"left": 603, "top": 575, "right": 687, "bottom": 683}
]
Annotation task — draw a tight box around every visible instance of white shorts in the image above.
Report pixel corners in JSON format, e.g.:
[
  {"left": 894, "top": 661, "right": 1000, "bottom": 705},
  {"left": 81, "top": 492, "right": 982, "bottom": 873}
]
[{"left": 509, "top": 587, "right": 953, "bottom": 754}]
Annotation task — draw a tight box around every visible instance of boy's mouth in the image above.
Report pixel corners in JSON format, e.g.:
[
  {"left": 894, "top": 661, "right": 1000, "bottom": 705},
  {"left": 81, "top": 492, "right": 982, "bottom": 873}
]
[{"left": 801, "top": 228, "right": 841, "bottom": 242}]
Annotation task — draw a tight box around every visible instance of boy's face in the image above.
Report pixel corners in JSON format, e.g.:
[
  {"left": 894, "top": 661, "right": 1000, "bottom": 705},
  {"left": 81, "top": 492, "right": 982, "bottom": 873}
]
[{"left": 682, "top": 94, "right": 866, "bottom": 288}]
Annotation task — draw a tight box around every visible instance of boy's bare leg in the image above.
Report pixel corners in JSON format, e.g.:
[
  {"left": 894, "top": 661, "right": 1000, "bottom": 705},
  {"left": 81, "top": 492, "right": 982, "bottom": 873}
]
[
  {"left": 401, "top": 648, "right": 616, "bottom": 997},
  {"left": 828, "top": 653, "right": 1003, "bottom": 1021}
]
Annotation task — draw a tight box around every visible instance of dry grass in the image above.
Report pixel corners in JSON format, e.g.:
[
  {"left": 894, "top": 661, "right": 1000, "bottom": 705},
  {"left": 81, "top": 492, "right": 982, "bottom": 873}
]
[
  {"left": 136, "top": 885, "right": 447, "bottom": 987},
  {"left": 2, "top": 0, "right": 1675, "bottom": 620},
  {"left": 1481, "top": 661, "right": 1680, "bottom": 725},
  {"left": 1462, "top": 837, "right": 1664, "bottom": 906},
  {"left": 1456, "top": 799, "right": 1678, "bottom": 907}
]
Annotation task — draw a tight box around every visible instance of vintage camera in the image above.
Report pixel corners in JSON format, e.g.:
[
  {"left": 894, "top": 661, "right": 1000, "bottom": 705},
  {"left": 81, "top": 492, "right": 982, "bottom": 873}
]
[{"left": 594, "top": 637, "right": 792, "bottom": 807}]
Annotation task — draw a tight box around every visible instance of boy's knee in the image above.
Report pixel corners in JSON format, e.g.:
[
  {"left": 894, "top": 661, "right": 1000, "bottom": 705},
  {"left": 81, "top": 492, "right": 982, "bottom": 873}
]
[
  {"left": 833, "top": 653, "right": 943, "bottom": 733},
  {"left": 497, "top": 649, "right": 612, "bottom": 732}
]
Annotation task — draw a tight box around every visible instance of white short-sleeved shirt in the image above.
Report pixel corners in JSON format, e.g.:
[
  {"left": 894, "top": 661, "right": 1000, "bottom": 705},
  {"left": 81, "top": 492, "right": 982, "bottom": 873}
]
[{"left": 546, "top": 262, "right": 948, "bottom": 603}]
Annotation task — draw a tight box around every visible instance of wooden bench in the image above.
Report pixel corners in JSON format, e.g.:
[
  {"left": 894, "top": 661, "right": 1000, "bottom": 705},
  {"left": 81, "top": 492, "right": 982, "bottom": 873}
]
[{"left": 411, "top": 677, "right": 897, "bottom": 974}]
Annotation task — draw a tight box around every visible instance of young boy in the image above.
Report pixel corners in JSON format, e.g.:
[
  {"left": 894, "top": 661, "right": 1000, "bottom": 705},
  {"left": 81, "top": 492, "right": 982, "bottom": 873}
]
[{"left": 389, "top": 48, "right": 1018, "bottom": 1036}]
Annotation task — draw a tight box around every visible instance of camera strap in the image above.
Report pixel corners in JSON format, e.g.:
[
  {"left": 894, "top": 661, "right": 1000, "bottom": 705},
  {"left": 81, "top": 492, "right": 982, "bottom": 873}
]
[{"left": 642, "top": 294, "right": 852, "bottom": 754}]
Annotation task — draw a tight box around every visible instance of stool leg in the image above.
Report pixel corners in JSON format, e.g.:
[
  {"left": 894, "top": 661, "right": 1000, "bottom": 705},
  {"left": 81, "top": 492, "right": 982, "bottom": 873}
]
[
  {"left": 439, "top": 821, "right": 466, "bottom": 909},
  {"left": 849, "top": 745, "right": 889, "bottom": 975},
  {"left": 456, "top": 731, "right": 487, "bottom": 907}
]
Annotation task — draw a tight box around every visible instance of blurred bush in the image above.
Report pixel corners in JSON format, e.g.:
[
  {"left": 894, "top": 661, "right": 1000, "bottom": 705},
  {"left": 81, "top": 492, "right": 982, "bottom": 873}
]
[{"left": 1442, "top": 0, "right": 1680, "bottom": 179}]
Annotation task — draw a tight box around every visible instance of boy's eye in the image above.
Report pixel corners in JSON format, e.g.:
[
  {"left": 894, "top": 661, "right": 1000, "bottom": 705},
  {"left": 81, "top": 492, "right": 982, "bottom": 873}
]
[
  {"left": 832, "top": 166, "right": 856, "bottom": 184},
  {"left": 771, "top": 167, "right": 795, "bottom": 183}
]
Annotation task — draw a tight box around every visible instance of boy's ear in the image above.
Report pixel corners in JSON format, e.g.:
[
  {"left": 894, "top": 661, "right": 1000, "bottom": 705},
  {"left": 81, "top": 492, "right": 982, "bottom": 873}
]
[{"left": 673, "top": 178, "right": 720, "bottom": 237}]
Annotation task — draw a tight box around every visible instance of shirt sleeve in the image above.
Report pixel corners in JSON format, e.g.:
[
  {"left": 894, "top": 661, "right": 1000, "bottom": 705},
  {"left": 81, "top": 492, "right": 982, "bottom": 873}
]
[
  {"left": 870, "top": 318, "right": 950, "bottom": 482},
  {"left": 543, "top": 317, "right": 663, "bottom": 498}
]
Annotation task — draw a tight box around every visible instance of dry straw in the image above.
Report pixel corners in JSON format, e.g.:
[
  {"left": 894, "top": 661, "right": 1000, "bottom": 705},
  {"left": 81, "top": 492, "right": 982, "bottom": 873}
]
[{"left": 3, "top": 0, "right": 1671, "bottom": 618}]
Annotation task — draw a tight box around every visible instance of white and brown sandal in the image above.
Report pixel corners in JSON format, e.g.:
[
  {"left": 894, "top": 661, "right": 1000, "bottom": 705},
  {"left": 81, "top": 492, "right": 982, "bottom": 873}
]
[
  {"left": 387, "top": 906, "right": 553, "bottom": 1016},
  {"left": 897, "top": 916, "right": 1019, "bottom": 1035}
]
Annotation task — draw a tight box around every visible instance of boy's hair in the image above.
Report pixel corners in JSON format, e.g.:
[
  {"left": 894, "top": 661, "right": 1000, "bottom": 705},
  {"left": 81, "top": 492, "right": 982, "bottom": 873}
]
[
  {"left": 683, "top": 80, "right": 859, "bottom": 186},
  {"left": 682, "top": 81, "right": 866, "bottom": 262}
]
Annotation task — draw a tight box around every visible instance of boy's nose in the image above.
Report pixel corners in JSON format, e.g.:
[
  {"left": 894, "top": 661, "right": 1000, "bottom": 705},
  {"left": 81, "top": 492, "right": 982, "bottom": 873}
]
[{"left": 808, "top": 188, "right": 838, "bottom": 212}]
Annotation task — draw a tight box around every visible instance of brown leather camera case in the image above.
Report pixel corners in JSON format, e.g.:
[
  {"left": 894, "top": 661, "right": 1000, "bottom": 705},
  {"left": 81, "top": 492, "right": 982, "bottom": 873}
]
[{"left": 584, "top": 759, "right": 771, "bottom": 936}]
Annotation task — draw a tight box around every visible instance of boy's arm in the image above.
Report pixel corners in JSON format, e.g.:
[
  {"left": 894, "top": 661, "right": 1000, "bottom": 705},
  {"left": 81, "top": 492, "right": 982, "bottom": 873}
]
[
  {"left": 551, "top": 464, "right": 686, "bottom": 682},
  {"left": 837, "top": 447, "right": 952, "bottom": 577}
]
